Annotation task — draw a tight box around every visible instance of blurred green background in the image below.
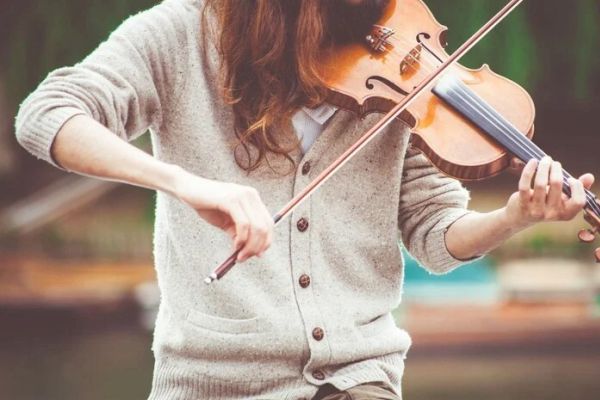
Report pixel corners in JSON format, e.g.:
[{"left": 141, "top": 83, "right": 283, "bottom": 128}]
[{"left": 0, "top": 1, "right": 599, "bottom": 400}]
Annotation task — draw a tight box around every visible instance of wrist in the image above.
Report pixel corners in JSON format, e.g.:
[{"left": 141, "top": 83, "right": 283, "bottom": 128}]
[
  {"left": 500, "top": 206, "right": 532, "bottom": 232},
  {"left": 162, "top": 163, "right": 191, "bottom": 198}
]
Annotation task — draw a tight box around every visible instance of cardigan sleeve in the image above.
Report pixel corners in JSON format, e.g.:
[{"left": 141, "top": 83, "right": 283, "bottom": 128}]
[
  {"left": 14, "top": 0, "right": 197, "bottom": 168},
  {"left": 397, "top": 146, "right": 481, "bottom": 274}
]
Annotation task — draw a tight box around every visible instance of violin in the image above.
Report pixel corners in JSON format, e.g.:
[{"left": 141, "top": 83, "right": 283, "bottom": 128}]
[
  {"left": 205, "top": 0, "right": 600, "bottom": 284},
  {"left": 317, "top": 0, "right": 600, "bottom": 257}
]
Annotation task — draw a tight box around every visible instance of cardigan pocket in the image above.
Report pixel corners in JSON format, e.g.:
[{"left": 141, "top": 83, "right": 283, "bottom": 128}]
[
  {"left": 179, "top": 307, "right": 306, "bottom": 382},
  {"left": 185, "top": 309, "right": 263, "bottom": 335}
]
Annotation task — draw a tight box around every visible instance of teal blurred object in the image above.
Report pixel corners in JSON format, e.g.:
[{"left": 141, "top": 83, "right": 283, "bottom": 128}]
[{"left": 402, "top": 251, "right": 499, "bottom": 304}]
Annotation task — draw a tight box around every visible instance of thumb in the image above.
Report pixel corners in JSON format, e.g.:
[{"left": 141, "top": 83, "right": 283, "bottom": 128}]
[{"left": 508, "top": 157, "right": 526, "bottom": 175}]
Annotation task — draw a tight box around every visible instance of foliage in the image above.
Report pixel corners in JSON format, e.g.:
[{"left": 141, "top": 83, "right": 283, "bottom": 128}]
[
  {"left": 0, "top": 0, "right": 156, "bottom": 104},
  {"left": 1, "top": 0, "right": 598, "bottom": 108},
  {"left": 426, "top": 0, "right": 600, "bottom": 107},
  {"left": 502, "top": 231, "right": 592, "bottom": 260}
]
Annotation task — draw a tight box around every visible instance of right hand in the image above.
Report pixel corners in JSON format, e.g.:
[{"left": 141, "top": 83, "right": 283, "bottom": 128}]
[{"left": 173, "top": 169, "right": 274, "bottom": 262}]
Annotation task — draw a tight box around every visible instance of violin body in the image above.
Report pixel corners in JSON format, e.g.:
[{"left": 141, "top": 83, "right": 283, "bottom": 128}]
[{"left": 320, "top": 0, "right": 536, "bottom": 180}]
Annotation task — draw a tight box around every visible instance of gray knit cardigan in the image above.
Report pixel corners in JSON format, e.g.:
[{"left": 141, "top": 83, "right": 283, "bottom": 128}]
[{"left": 15, "top": 0, "right": 474, "bottom": 398}]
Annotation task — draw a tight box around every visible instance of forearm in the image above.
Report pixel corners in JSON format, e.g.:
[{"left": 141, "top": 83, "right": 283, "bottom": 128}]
[
  {"left": 52, "top": 114, "right": 183, "bottom": 196},
  {"left": 51, "top": 114, "right": 274, "bottom": 261},
  {"left": 445, "top": 208, "right": 526, "bottom": 260},
  {"left": 446, "top": 156, "right": 595, "bottom": 261}
]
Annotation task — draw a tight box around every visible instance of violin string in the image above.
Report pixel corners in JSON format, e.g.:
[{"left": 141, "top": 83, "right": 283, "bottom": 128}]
[
  {"left": 368, "top": 34, "right": 600, "bottom": 214},
  {"left": 386, "top": 36, "right": 448, "bottom": 70},
  {"left": 445, "top": 76, "right": 600, "bottom": 213},
  {"left": 457, "top": 89, "right": 600, "bottom": 216},
  {"left": 359, "top": 34, "right": 446, "bottom": 75},
  {"left": 367, "top": 35, "right": 600, "bottom": 215},
  {"left": 385, "top": 42, "right": 597, "bottom": 207},
  {"left": 448, "top": 81, "right": 600, "bottom": 216},
  {"left": 454, "top": 86, "right": 600, "bottom": 215}
]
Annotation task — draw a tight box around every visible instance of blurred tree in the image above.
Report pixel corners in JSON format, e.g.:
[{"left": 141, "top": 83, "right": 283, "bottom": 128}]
[
  {"left": 427, "top": 0, "right": 600, "bottom": 108},
  {"left": 0, "top": 0, "right": 598, "bottom": 178},
  {"left": 0, "top": 80, "right": 15, "bottom": 174},
  {"left": 0, "top": 0, "right": 156, "bottom": 107},
  {"left": 1, "top": 0, "right": 598, "bottom": 110},
  {"left": 573, "top": 0, "right": 600, "bottom": 102},
  {"left": 0, "top": 0, "right": 156, "bottom": 178}
]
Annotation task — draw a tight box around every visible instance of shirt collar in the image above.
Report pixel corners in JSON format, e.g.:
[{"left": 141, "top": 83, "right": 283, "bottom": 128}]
[{"left": 301, "top": 103, "right": 338, "bottom": 125}]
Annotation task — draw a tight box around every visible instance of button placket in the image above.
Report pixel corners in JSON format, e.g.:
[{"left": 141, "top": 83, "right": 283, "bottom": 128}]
[
  {"left": 290, "top": 204, "right": 330, "bottom": 364},
  {"left": 289, "top": 160, "right": 331, "bottom": 382}
]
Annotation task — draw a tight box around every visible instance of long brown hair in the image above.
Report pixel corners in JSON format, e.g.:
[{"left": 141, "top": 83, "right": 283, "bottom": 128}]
[{"left": 202, "top": 0, "right": 388, "bottom": 172}]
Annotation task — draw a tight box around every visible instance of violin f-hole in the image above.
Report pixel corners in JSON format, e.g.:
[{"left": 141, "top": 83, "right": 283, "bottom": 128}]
[{"left": 416, "top": 32, "right": 444, "bottom": 64}]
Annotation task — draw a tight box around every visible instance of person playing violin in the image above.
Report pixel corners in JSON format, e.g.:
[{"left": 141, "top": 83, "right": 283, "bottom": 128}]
[{"left": 14, "top": 0, "right": 595, "bottom": 399}]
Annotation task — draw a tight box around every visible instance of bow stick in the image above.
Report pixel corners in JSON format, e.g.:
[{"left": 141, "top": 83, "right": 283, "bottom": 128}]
[{"left": 205, "top": 0, "right": 524, "bottom": 284}]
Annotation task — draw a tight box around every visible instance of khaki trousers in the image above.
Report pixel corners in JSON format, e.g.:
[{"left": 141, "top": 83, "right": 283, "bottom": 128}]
[{"left": 311, "top": 382, "right": 401, "bottom": 400}]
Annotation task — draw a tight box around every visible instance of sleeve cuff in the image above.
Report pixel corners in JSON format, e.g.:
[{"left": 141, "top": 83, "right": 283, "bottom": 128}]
[
  {"left": 20, "top": 107, "right": 88, "bottom": 170},
  {"left": 425, "top": 209, "right": 484, "bottom": 274}
]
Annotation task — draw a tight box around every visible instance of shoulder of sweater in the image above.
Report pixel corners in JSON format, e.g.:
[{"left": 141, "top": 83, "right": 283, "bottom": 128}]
[
  {"left": 144, "top": 0, "right": 203, "bottom": 28},
  {"left": 163, "top": 0, "right": 205, "bottom": 10},
  {"left": 161, "top": 0, "right": 205, "bottom": 14},
  {"left": 117, "top": 0, "right": 203, "bottom": 37},
  {"left": 103, "top": 0, "right": 204, "bottom": 61}
]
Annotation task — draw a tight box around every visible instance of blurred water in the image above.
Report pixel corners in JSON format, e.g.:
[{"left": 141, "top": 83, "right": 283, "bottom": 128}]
[
  {"left": 403, "top": 253, "right": 500, "bottom": 304},
  {"left": 2, "top": 261, "right": 600, "bottom": 400},
  {"left": 0, "top": 308, "right": 153, "bottom": 400},
  {"left": 2, "top": 309, "right": 599, "bottom": 400}
]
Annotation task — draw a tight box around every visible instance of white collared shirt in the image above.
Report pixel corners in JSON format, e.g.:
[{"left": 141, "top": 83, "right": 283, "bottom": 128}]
[{"left": 291, "top": 103, "right": 338, "bottom": 154}]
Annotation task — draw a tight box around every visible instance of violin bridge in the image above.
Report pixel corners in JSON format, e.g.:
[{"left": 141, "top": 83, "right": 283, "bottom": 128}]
[
  {"left": 365, "top": 25, "right": 395, "bottom": 53},
  {"left": 400, "top": 44, "right": 423, "bottom": 75}
]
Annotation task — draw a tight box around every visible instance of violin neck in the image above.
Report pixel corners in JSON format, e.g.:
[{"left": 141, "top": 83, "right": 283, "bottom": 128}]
[{"left": 433, "top": 74, "right": 598, "bottom": 214}]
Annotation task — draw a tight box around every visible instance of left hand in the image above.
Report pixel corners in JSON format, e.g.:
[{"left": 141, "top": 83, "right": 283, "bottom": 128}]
[{"left": 505, "top": 156, "right": 595, "bottom": 229}]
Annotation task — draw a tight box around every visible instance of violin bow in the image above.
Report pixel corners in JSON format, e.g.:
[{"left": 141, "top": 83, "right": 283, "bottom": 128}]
[{"left": 204, "top": 0, "right": 524, "bottom": 284}]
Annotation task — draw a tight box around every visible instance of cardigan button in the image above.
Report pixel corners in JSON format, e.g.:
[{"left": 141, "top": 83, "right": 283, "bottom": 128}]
[
  {"left": 299, "top": 274, "right": 311, "bottom": 288},
  {"left": 297, "top": 218, "right": 309, "bottom": 232},
  {"left": 302, "top": 162, "right": 311, "bottom": 175},
  {"left": 312, "top": 327, "right": 325, "bottom": 341},
  {"left": 312, "top": 370, "right": 326, "bottom": 380}
]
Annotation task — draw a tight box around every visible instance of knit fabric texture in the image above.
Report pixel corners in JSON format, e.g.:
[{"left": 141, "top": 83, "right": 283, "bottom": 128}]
[{"left": 15, "top": 1, "right": 475, "bottom": 399}]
